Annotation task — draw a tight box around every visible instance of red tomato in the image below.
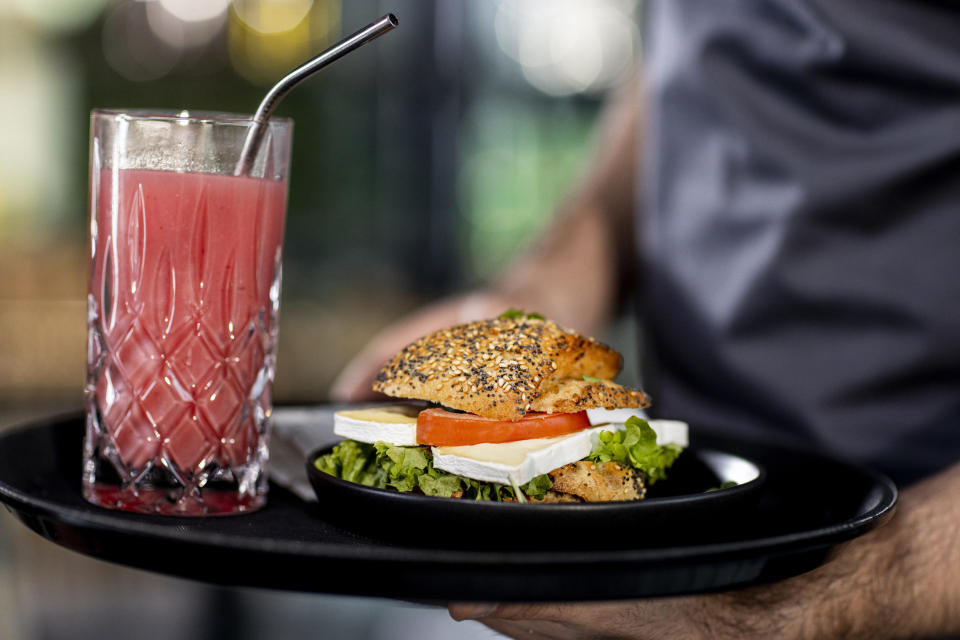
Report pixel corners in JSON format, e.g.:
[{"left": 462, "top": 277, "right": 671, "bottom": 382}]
[{"left": 416, "top": 408, "right": 591, "bottom": 446}]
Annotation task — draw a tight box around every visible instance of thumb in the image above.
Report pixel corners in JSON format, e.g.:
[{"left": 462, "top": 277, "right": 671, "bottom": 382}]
[
  {"left": 449, "top": 603, "right": 579, "bottom": 622},
  {"left": 448, "top": 603, "right": 500, "bottom": 620}
]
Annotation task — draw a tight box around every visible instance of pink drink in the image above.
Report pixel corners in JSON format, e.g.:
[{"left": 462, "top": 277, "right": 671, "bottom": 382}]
[{"left": 85, "top": 165, "right": 287, "bottom": 514}]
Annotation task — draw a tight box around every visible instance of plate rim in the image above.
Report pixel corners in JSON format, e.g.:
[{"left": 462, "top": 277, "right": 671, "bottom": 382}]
[{"left": 305, "top": 443, "right": 767, "bottom": 512}]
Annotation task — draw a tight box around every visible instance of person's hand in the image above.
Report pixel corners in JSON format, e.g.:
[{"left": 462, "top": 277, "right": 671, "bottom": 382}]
[
  {"left": 448, "top": 591, "right": 810, "bottom": 640},
  {"left": 450, "top": 597, "right": 729, "bottom": 640},
  {"left": 330, "top": 292, "right": 516, "bottom": 402},
  {"left": 448, "top": 538, "right": 886, "bottom": 640}
]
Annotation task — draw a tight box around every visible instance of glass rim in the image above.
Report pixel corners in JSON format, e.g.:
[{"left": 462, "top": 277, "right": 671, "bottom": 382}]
[{"left": 91, "top": 108, "right": 292, "bottom": 127}]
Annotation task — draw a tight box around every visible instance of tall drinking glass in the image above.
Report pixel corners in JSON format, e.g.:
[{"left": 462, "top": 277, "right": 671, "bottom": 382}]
[{"left": 83, "top": 110, "right": 292, "bottom": 515}]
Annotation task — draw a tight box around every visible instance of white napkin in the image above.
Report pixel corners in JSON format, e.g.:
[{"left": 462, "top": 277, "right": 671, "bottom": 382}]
[{"left": 268, "top": 406, "right": 342, "bottom": 501}]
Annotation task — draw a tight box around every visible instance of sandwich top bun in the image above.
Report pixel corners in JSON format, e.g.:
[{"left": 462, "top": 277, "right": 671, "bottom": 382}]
[{"left": 373, "top": 315, "right": 651, "bottom": 421}]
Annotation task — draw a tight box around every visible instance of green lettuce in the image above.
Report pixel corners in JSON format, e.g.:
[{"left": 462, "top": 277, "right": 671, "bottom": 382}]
[
  {"left": 315, "top": 440, "right": 554, "bottom": 501},
  {"left": 499, "top": 309, "right": 545, "bottom": 321},
  {"left": 316, "top": 416, "right": 684, "bottom": 500},
  {"left": 314, "top": 439, "right": 387, "bottom": 487},
  {"left": 587, "top": 416, "right": 684, "bottom": 484},
  {"left": 521, "top": 473, "right": 554, "bottom": 499}
]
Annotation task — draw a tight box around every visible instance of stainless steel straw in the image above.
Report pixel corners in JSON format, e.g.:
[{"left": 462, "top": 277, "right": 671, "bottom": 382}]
[{"left": 235, "top": 13, "right": 398, "bottom": 176}]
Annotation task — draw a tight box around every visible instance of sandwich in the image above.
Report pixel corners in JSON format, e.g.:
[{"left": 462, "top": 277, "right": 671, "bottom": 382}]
[{"left": 316, "top": 310, "right": 687, "bottom": 502}]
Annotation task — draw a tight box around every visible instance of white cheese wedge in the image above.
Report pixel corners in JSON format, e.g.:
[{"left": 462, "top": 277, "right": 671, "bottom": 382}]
[
  {"left": 587, "top": 407, "right": 649, "bottom": 425},
  {"left": 333, "top": 406, "right": 420, "bottom": 446},
  {"left": 432, "top": 418, "right": 689, "bottom": 485},
  {"left": 646, "top": 419, "right": 689, "bottom": 448},
  {"left": 432, "top": 425, "right": 613, "bottom": 486}
]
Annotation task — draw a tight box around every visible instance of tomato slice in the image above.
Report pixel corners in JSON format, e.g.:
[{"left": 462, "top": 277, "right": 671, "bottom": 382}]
[{"left": 416, "top": 409, "right": 591, "bottom": 446}]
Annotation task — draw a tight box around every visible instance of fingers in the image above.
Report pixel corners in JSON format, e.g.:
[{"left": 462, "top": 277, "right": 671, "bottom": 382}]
[
  {"left": 329, "top": 345, "right": 392, "bottom": 402},
  {"left": 449, "top": 604, "right": 579, "bottom": 640},
  {"left": 448, "top": 603, "right": 498, "bottom": 620},
  {"left": 449, "top": 600, "right": 706, "bottom": 640},
  {"left": 328, "top": 314, "right": 449, "bottom": 403},
  {"left": 449, "top": 602, "right": 604, "bottom": 625},
  {"left": 481, "top": 618, "right": 580, "bottom": 640}
]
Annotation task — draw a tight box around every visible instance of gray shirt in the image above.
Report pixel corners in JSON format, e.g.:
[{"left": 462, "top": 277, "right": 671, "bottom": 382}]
[{"left": 641, "top": 0, "right": 960, "bottom": 485}]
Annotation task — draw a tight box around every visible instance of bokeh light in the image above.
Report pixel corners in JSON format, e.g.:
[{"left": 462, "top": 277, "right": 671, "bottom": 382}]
[
  {"left": 147, "top": 0, "right": 230, "bottom": 50},
  {"left": 232, "top": 0, "right": 314, "bottom": 34},
  {"left": 0, "top": 27, "right": 78, "bottom": 236},
  {"left": 11, "top": 0, "right": 108, "bottom": 34},
  {"left": 229, "top": 0, "right": 340, "bottom": 85},
  {"left": 494, "top": 0, "right": 639, "bottom": 96},
  {"left": 458, "top": 99, "right": 592, "bottom": 279},
  {"left": 102, "top": 1, "right": 180, "bottom": 82},
  {"left": 158, "top": 0, "right": 232, "bottom": 23}
]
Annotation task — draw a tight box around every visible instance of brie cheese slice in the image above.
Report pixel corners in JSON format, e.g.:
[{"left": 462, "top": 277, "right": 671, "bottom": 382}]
[
  {"left": 432, "top": 417, "right": 689, "bottom": 486},
  {"left": 333, "top": 406, "right": 419, "bottom": 446},
  {"left": 432, "top": 425, "right": 613, "bottom": 486}
]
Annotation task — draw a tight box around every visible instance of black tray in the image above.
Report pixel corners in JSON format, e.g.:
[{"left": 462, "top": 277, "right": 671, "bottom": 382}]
[{"left": 0, "top": 413, "right": 897, "bottom": 602}]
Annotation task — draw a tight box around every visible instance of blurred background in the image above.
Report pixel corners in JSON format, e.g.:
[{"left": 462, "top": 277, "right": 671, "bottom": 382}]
[{"left": 0, "top": 0, "right": 641, "bottom": 638}]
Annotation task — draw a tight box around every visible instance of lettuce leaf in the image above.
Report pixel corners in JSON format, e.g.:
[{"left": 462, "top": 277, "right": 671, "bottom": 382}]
[
  {"left": 418, "top": 472, "right": 463, "bottom": 497},
  {"left": 499, "top": 309, "right": 545, "bottom": 321},
  {"left": 588, "top": 416, "right": 683, "bottom": 484},
  {"left": 375, "top": 442, "right": 430, "bottom": 492},
  {"left": 315, "top": 440, "right": 554, "bottom": 501},
  {"left": 315, "top": 439, "right": 388, "bottom": 488},
  {"left": 315, "top": 417, "right": 684, "bottom": 500},
  {"left": 520, "top": 473, "right": 554, "bottom": 500}
]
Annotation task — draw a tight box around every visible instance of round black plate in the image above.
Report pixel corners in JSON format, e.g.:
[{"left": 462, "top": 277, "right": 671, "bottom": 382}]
[
  {"left": 306, "top": 446, "right": 767, "bottom": 548},
  {"left": 0, "top": 413, "right": 897, "bottom": 602}
]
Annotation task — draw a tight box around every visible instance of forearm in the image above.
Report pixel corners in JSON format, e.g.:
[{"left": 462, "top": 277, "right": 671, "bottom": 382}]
[
  {"left": 490, "top": 75, "right": 643, "bottom": 335},
  {"left": 449, "top": 462, "right": 960, "bottom": 640},
  {"left": 490, "top": 201, "right": 620, "bottom": 334},
  {"left": 714, "top": 461, "right": 960, "bottom": 639},
  {"left": 838, "top": 462, "right": 960, "bottom": 638}
]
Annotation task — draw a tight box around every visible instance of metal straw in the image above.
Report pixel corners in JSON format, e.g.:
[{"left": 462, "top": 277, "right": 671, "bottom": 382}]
[{"left": 235, "top": 13, "right": 398, "bottom": 176}]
